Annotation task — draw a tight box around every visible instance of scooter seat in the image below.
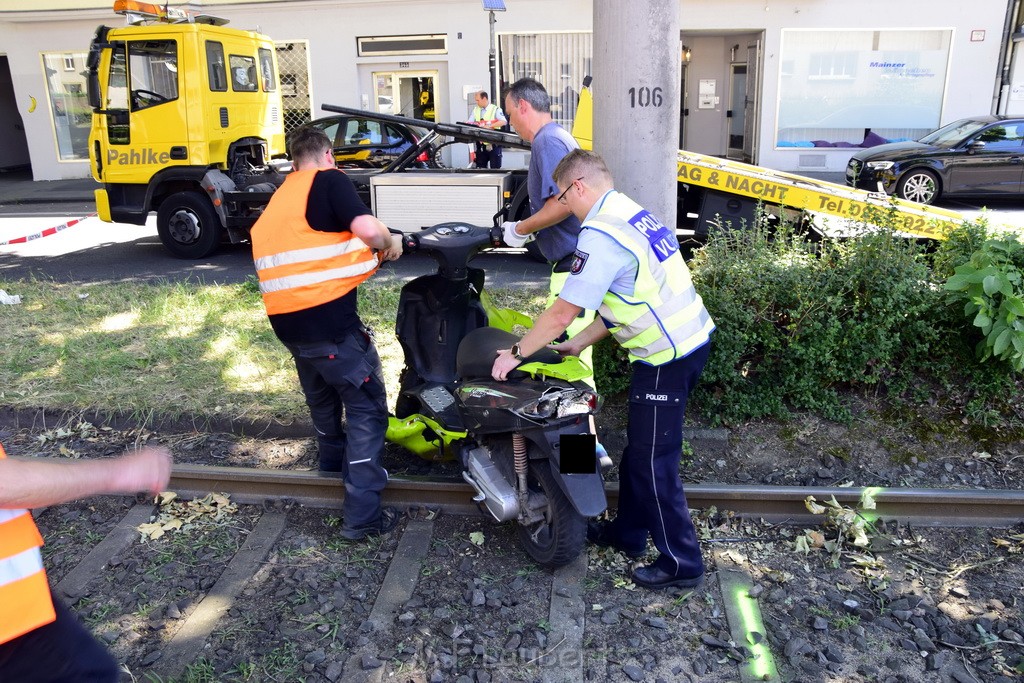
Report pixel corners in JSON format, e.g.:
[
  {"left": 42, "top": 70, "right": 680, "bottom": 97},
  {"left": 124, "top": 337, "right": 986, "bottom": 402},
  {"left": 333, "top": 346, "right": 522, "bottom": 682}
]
[{"left": 456, "top": 327, "right": 563, "bottom": 378}]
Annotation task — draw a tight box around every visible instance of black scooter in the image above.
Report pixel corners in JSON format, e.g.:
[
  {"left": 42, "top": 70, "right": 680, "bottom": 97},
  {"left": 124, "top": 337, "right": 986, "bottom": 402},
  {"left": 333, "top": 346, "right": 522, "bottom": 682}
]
[{"left": 385, "top": 222, "right": 607, "bottom": 568}]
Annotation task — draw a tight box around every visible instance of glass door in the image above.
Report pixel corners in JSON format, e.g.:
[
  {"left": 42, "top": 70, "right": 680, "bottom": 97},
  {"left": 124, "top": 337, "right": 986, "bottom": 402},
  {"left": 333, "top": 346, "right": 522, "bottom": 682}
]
[
  {"left": 373, "top": 71, "right": 437, "bottom": 122},
  {"left": 726, "top": 63, "right": 747, "bottom": 160}
]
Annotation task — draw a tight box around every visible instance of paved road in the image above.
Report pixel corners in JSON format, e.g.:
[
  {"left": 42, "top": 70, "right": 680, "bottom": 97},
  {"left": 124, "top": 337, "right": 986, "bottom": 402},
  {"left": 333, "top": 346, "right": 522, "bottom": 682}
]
[
  {"left": 1, "top": 196, "right": 1021, "bottom": 286},
  {"left": 0, "top": 205, "right": 552, "bottom": 288}
]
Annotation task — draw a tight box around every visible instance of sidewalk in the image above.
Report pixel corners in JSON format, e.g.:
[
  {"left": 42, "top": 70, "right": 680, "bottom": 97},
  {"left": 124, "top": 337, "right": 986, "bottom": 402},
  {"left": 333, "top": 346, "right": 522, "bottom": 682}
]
[{"left": 0, "top": 168, "right": 96, "bottom": 205}]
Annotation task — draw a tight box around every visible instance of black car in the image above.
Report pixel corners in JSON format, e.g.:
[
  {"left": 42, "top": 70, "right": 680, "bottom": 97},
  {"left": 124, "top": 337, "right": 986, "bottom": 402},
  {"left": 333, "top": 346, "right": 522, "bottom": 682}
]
[
  {"left": 846, "top": 116, "right": 1024, "bottom": 205},
  {"left": 303, "top": 114, "right": 440, "bottom": 169}
]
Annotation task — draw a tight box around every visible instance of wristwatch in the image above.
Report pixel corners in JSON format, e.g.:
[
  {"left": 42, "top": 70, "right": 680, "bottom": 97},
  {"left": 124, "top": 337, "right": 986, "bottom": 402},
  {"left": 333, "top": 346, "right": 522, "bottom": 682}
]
[{"left": 510, "top": 343, "right": 525, "bottom": 361}]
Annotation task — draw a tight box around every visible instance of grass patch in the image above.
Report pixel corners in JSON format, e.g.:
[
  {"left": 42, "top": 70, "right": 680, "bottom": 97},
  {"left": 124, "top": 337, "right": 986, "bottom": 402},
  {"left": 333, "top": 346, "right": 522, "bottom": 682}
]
[{"left": 0, "top": 278, "right": 543, "bottom": 426}]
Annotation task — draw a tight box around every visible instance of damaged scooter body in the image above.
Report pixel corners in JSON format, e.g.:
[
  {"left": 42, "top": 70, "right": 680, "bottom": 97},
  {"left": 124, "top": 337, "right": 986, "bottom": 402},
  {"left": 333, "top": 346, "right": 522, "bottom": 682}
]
[{"left": 387, "top": 221, "right": 606, "bottom": 567}]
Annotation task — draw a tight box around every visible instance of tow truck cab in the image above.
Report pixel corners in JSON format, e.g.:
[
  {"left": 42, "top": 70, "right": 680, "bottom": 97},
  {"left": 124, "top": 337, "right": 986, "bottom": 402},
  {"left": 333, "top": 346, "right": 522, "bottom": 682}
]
[{"left": 87, "top": 0, "right": 286, "bottom": 258}]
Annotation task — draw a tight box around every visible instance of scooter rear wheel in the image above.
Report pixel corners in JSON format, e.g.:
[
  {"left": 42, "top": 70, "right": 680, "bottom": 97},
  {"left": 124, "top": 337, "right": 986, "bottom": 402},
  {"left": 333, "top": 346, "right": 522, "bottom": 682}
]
[{"left": 517, "top": 459, "right": 586, "bottom": 568}]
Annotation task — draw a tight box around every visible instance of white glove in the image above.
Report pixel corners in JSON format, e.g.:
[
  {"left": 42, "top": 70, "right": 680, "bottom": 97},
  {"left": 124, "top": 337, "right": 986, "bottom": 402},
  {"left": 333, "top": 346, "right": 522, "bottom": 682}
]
[{"left": 502, "top": 221, "right": 531, "bottom": 248}]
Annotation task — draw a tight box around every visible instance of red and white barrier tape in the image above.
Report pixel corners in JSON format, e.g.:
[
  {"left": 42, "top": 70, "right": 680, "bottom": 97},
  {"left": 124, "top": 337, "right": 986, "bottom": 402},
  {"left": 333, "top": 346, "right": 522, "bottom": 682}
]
[{"left": 0, "top": 214, "right": 97, "bottom": 246}]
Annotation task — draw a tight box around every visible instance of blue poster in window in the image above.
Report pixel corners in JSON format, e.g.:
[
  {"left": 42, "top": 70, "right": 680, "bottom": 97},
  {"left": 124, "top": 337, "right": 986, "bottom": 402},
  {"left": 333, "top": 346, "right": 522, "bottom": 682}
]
[{"left": 628, "top": 209, "right": 677, "bottom": 262}]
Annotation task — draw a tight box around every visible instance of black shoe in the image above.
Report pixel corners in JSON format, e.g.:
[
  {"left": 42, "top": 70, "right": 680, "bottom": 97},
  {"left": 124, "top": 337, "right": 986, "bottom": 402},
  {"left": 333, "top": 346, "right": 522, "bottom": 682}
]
[
  {"left": 631, "top": 564, "right": 703, "bottom": 590},
  {"left": 340, "top": 507, "right": 402, "bottom": 540},
  {"left": 587, "top": 520, "right": 645, "bottom": 559}
]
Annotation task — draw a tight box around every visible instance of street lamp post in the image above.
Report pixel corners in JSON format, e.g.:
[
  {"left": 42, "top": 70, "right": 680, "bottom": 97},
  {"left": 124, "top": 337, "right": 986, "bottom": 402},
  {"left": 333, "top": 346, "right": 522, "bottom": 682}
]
[{"left": 482, "top": 0, "right": 506, "bottom": 101}]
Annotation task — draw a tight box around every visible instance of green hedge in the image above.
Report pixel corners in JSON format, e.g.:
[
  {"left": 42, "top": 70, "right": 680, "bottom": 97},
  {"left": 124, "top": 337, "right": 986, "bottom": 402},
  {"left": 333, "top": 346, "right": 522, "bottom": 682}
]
[{"left": 590, "top": 215, "right": 1022, "bottom": 427}]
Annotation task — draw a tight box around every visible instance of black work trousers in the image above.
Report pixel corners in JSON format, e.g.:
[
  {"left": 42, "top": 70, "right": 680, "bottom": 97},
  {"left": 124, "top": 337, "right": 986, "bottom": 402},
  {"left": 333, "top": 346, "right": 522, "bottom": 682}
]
[
  {"left": 0, "top": 596, "right": 119, "bottom": 682},
  {"left": 285, "top": 328, "right": 389, "bottom": 532}
]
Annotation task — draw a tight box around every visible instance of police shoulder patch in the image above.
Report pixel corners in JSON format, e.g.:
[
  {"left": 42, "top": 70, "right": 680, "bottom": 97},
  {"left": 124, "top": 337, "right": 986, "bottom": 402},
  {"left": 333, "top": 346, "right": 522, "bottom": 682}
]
[{"left": 570, "top": 249, "right": 589, "bottom": 275}]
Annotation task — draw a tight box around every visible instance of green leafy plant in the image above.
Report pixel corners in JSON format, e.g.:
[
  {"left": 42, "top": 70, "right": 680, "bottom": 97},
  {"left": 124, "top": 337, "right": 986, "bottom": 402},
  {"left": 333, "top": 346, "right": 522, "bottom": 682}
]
[{"left": 944, "top": 235, "right": 1024, "bottom": 371}]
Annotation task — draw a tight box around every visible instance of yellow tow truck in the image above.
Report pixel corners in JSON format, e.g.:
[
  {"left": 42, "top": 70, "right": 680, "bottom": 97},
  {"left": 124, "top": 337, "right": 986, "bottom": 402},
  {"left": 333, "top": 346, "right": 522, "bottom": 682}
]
[{"left": 87, "top": 0, "right": 286, "bottom": 258}]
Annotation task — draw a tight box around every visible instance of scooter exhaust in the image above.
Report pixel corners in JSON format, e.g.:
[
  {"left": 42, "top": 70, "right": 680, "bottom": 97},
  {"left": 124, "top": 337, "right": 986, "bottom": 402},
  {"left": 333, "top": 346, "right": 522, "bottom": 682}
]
[{"left": 461, "top": 445, "right": 519, "bottom": 522}]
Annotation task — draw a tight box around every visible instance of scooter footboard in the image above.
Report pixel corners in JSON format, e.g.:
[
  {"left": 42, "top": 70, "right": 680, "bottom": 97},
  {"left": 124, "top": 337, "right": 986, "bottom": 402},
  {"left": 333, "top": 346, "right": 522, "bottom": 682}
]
[{"left": 526, "top": 429, "right": 607, "bottom": 518}]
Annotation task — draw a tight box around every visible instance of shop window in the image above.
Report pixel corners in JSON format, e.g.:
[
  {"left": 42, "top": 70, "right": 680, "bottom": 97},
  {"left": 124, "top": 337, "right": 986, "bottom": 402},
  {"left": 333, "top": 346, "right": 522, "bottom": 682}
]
[
  {"left": 776, "top": 29, "right": 950, "bottom": 149},
  {"left": 42, "top": 51, "right": 90, "bottom": 160}
]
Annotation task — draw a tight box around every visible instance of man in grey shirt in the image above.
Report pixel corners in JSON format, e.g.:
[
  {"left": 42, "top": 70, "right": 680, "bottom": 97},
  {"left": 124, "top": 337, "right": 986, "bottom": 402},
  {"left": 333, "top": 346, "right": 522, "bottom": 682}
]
[{"left": 501, "top": 78, "right": 595, "bottom": 377}]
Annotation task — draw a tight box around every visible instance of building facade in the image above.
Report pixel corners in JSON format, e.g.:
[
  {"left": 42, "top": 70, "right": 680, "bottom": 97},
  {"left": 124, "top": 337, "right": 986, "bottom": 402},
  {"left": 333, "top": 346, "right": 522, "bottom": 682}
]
[{"left": 0, "top": 0, "right": 1018, "bottom": 180}]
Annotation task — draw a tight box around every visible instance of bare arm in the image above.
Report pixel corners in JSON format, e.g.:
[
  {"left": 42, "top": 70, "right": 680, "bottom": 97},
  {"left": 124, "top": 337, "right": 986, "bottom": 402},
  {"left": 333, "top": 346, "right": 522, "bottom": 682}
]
[
  {"left": 350, "top": 214, "right": 395, "bottom": 251},
  {"left": 350, "top": 214, "right": 402, "bottom": 261},
  {"left": 492, "top": 298, "right": 583, "bottom": 381},
  {"left": 0, "top": 447, "right": 172, "bottom": 510},
  {"left": 550, "top": 317, "right": 610, "bottom": 356},
  {"left": 515, "top": 195, "right": 573, "bottom": 236}
]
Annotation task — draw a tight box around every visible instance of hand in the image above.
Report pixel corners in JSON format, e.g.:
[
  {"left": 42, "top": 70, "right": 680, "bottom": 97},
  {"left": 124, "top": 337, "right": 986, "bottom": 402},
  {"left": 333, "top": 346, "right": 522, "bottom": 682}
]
[
  {"left": 502, "top": 221, "right": 531, "bottom": 248},
  {"left": 380, "top": 234, "right": 403, "bottom": 262},
  {"left": 115, "top": 446, "right": 172, "bottom": 496},
  {"left": 548, "top": 340, "right": 581, "bottom": 357},
  {"left": 491, "top": 348, "right": 522, "bottom": 381}
]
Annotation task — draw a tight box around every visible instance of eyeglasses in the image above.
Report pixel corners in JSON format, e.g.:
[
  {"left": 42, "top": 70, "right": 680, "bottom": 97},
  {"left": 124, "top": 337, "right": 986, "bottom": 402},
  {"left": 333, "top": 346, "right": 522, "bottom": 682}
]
[{"left": 557, "top": 176, "right": 585, "bottom": 205}]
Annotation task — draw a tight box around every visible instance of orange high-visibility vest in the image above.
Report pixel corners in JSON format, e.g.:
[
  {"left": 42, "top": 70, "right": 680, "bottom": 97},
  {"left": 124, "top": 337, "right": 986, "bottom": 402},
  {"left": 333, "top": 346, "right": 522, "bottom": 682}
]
[
  {"left": 0, "top": 443, "right": 56, "bottom": 645},
  {"left": 251, "top": 169, "right": 379, "bottom": 316}
]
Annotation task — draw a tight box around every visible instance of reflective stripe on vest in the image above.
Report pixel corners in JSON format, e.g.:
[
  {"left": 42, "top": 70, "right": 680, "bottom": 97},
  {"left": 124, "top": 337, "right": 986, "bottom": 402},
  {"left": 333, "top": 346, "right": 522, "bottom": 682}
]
[
  {"left": 473, "top": 104, "right": 499, "bottom": 150},
  {"left": 0, "top": 444, "right": 56, "bottom": 644},
  {"left": 472, "top": 103, "right": 498, "bottom": 125},
  {"left": 585, "top": 192, "right": 715, "bottom": 365},
  {"left": 250, "top": 169, "right": 379, "bottom": 316}
]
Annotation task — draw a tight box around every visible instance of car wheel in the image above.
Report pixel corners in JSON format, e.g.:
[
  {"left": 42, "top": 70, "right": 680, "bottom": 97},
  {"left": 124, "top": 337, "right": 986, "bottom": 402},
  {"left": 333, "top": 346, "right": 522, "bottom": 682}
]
[
  {"left": 896, "top": 169, "right": 939, "bottom": 205},
  {"left": 156, "top": 191, "right": 223, "bottom": 259}
]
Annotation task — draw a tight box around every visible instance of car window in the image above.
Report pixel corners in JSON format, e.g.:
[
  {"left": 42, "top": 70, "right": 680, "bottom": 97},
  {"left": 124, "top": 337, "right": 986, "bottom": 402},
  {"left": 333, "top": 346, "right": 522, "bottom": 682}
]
[
  {"left": 972, "top": 123, "right": 1024, "bottom": 150},
  {"left": 383, "top": 124, "right": 407, "bottom": 146},
  {"left": 316, "top": 121, "right": 341, "bottom": 146},
  {"left": 918, "top": 119, "right": 989, "bottom": 147},
  {"left": 343, "top": 119, "right": 383, "bottom": 145}
]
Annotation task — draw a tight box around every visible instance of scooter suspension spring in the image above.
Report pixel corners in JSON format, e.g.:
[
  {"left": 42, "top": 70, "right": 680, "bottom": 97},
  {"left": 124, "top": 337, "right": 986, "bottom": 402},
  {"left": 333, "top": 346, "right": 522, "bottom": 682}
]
[
  {"left": 513, "top": 433, "right": 528, "bottom": 504},
  {"left": 513, "top": 433, "right": 527, "bottom": 475}
]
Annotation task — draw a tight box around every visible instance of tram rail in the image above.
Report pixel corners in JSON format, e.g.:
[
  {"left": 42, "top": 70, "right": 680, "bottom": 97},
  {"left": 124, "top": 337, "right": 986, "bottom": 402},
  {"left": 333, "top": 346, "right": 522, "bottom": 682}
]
[{"left": 166, "top": 462, "right": 1024, "bottom": 527}]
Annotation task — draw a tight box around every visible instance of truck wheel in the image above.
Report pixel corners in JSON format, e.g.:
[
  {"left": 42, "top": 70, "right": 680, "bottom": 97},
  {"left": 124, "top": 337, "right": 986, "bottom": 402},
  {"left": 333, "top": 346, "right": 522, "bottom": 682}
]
[
  {"left": 517, "top": 458, "right": 586, "bottom": 568},
  {"left": 157, "top": 191, "right": 223, "bottom": 259}
]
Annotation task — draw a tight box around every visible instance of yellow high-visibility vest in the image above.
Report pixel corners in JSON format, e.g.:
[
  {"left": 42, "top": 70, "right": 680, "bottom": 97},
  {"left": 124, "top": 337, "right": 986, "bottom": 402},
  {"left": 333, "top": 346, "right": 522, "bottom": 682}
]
[{"left": 585, "top": 192, "right": 714, "bottom": 365}]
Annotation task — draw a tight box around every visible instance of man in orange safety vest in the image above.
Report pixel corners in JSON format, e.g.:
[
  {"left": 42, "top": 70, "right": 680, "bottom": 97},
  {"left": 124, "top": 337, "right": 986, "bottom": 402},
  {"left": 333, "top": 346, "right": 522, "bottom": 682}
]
[{"left": 0, "top": 441, "right": 170, "bottom": 681}]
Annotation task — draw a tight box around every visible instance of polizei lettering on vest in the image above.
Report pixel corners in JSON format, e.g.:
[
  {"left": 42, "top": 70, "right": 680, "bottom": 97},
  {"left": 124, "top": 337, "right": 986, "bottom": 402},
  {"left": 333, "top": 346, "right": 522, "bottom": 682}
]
[
  {"left": 108, "top": 148, "right": 172, "bottom": 165},
  {"left": 646, "top": 393, "right": 668, "bottom": 401},
  {"left": 629, "top": 209, "right": 678, "bottom": 263}
]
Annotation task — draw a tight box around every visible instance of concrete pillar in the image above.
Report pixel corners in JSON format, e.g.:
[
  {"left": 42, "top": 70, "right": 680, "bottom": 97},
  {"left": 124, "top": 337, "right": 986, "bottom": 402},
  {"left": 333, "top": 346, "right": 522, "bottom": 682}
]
[{"left": 593, "top": 0, "right": 680, "bottom": 228}]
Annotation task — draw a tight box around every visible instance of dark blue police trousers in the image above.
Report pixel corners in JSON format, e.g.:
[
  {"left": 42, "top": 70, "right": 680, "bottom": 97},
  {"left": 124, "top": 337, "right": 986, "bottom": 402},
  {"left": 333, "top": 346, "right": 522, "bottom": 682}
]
[{"left": 611, "top": 340, "right": 711, "bottom": 579}]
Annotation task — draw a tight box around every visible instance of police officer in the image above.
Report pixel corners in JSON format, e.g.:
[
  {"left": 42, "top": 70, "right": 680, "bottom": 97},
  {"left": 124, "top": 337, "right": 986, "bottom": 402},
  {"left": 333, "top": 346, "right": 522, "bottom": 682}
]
[
  {"left": 492, "top": 150, "right": 715, "bottom": 589},
  {"left": 251, "top": 125, "right": 404, "bottom": 541},
  {"left": 469, "top": 90, "right": 506, "bottom": 169}
]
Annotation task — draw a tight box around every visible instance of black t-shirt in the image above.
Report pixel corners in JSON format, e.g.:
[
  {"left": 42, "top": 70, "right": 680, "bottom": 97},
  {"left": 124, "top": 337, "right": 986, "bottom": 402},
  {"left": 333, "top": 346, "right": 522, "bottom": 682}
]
[{"left": 268, "top": 169, "right": 373, "bottom": 343}]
